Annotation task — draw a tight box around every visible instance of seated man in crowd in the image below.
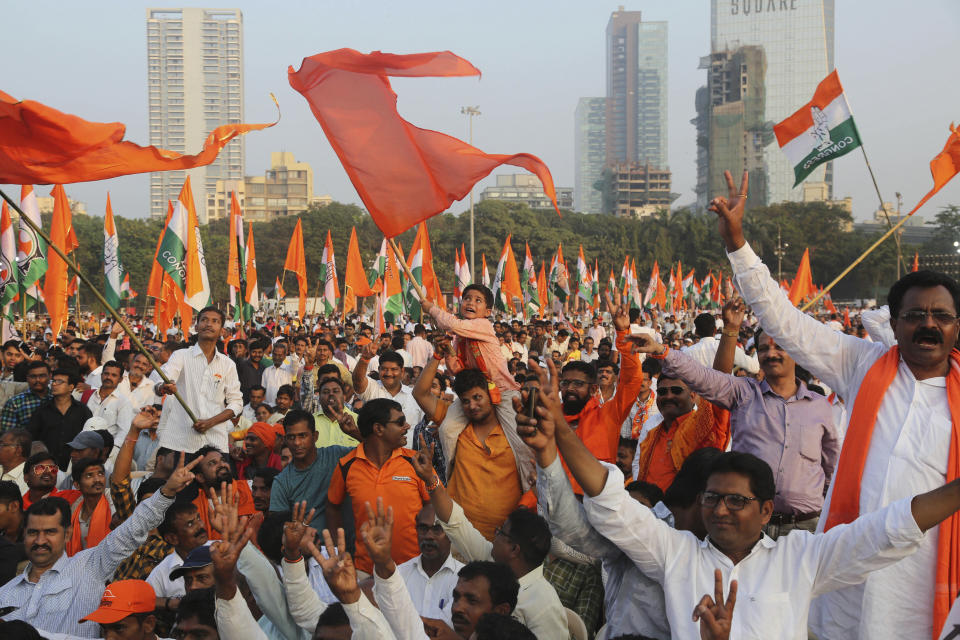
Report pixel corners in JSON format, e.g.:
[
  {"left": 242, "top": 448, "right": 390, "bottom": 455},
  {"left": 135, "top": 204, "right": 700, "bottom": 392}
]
[
  {"left": 188, "top": 446, "right": 256, "bottom": 540},
  {"left": 146, "top": 502, "right": 210, "bottom": 612},
  {"left": 237, "top": 421, "right": 283, "bottom": 480},
  {"left": 314, "top": 377, "right": 360, "bottom": 448},
  {"left": 62, "top": 457, "right": 112, "bottom": 555},
  {"left": 0, "top": 480, "right": 25, "bottom": 586},
  {"left": 268, "top": 384, "right": 296, "bottom": 424},
  {"left": 22, "top": 453, "right": 73, "bottom": 509},
  {"left": 0, "top": 429, "right": 29, "bottom": 494},
  {"left": 397, "top": 503, "right": 464, "bottom": 625},
  {"left": 117, "top": 352, "right": 160, "bottom": 411},
  {"left": 250, "top": 468, "right": 277, "bottom": 515},
  {"left": 1, "top": 360, "right": 51, "bottom": 432}
]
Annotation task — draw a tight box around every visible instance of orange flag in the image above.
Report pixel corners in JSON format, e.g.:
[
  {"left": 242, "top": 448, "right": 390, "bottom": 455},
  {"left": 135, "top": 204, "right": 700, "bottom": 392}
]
[
  {"left": 899, "top": 123, "right": 960, "bottom": 220},
  {"left": 43, "top": 185, "right": 72, "bottom": 340},
  {"left": 148, "top": 202, "right": 174, "bottom": 299},
  {"left": 0, "top": 90, "right": 277, "bottom": 184},
  {"left": 788, "top": 248, "right": 815, "bottom": 306},
  {"left": 283, "top": 219, "right": 307, "bottom": 318},
  {"left": 343, "top": 227, "right": 374, "bottom": 315},
  {"left": 537, "top": 261, "right": 549, "bottom": 312},
  {"left": 288, "top": 49, "right": 560, "bottom": 238},
  {"left": 912, "top": 251, "right": 919, "bottom": 272}
]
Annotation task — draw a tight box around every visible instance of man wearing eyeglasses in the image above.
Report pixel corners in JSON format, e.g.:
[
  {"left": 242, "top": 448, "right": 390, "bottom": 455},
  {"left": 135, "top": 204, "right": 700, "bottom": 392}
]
[
  {"left": 710, "top": 170, "right": 960, "bottom": 639},
  {"left": 395, "top": 503, "right": 464, "bottom": 626}
]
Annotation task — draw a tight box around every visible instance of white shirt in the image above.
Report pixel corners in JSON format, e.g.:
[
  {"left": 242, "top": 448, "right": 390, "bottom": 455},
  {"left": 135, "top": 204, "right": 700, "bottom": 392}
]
[
  {"left": 262, "top": 359, "right": 298, "bottom": 405},
  {"left": 584, "top": 462, "right": 924, "bottom": 640},
  {"left": 146, "top": 549, "right": 189, "bottom": 597},
  {"left": 580, "top": 349, "right": 600, "bottom": 363},
  {"left": 681, "top": 335, "right": 759, "bottom": 374},
  {"left": 729, "top": 242, "right": 950, "bottom": 640},
  {"left": 357, "top": 379, "right": 424, "bottom": 427},
  {"left": 116, "top": 376, "right": 159, "bottom": 411},
  {"left": 1, "top": 460, "right": 27, "bottom": 494},
  {"left": 86, "top": 389, "right": 134, "bottom": 441},
  {"left": 83, "top": 365, "right": 103, "bottom": 391},
  {"left": 156, "top": 345, "right": 243, "bottom": 454},
  {"left": 406, "top": 336, "right": 434, "bottom": 368},
  {"left": 587, "top": 325, "right": 607, "bottom": 345},
  {"left": 397, "top": 553, "right": 464, "bottom": 624}
]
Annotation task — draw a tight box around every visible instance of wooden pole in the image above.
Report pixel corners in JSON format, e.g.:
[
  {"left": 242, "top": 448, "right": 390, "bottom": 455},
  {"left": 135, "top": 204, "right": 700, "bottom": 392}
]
[
  {"left": 0, "top": 188, "right": 198, "bottom": 422},
  {"left": 859, "top": 145, "right": 906, "bottom": 276}
]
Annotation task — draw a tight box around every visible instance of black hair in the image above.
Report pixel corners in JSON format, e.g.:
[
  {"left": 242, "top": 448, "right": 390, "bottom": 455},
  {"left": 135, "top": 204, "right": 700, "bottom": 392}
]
[
  {"left": 175, "top": 587, "right": 216, "bottom": 629},
  {"left": 197, "top": 306, "right": 226, "bottom": 325},
  {"left": 641, "top": 357, "right": 662, "bottom": 377},
  {"left": 136, "top": 477, "right": 167, "bottom": 503},
  {"left": 474, "top": 613, "right": 536, "bottom": 640},
  {"left": 252, "top": 467, "right": 279, "bottom": 489},
  {"left": 595, "top": 359, "right": 619, "bottom": 375},
  {"left": 276, "top": 384, "right": 296, "bottom": 400},
  {"left": 432, "top": 371, "right": 447, "bottom": 391},
  {"left": 626, "top": 480, "right": 665, "bottom": 506},
  {"left": 663, "top": 447, "right": 723, "bottom": 509},
  {"left": 316, "top": 602, "right": 349, "bottom": 628},
  {"left": 462, "top": 284, "right": 494, "bottom": 309},
  {"left": 249, "top": 384, "right": 266, "bottom": 394},
  {"left": 92, "top": 429, "right": 114, "bottom": 454},
  {"left": 561, "top": 360, "right": 597, "bottom": 383},
  {"left": 257, "top": 511, "right": 289, "bottom": 565},
  {"left": 1, "top": 339, "right": 21, "bottom": 351},
  {"left": 357, "top": 398, "right": 403, "bottom": 439},
  {"left": 318, "top": 377, "right": 344, "bottom": 393},
  {"left": 317, "top": 363, "right": 342, "bottom": 381},
  {"left": 0, "top": 620, "right": 44, "bottom": 639},
  {"left": 378, "top": 350, "right": 404, "bottom": 369},
  {"left": 887, "top": 269, "right": 960, "bottom": 319},
  {"left": 71, "top": 457, "right": 106, "bottom": 485},
  {"left": 3, "top": 429, "right": 31, "bottom": 458},
  {"left": 694, "top": 313, "right": 717, "bottom": 338},
  {"left": 25, "top": 496, "right": 71, "bottom": 529},
  {"left": 391, "top": 335, "right": 406, "bottom": 350},
  {"left": 101, "top": 359, "right": 124, "bottom": 375},
  {"left": 452, "top": 368, "right": 490, "bottom": 398},
  {"left": 504, "top": 508, "right": 551, "bottom": 568},
  {"left": 707, "top": 451, "right": 776, "bottom": 503},
  {"left": 158, "top": 502, "right": 200, "bottom": 537},
  {"left": 25, "top": 451, "right": 57, "bottom": 475},
  {"left": 628, "top": 308, "right": 641, "bottom": 323},
  {"left": 82, "top": 342, "right": 104, "bottom": 363},
  {"left": 618, "top": 436, "right": 638, "bottom": 452},
  {"left": 282, "top": 408, "right": 316, "bottom": 432},
  {"left": 0, "top": 480, "right": 23, "bottom": 510},
  {"left": 413, "top": 324, "right": 427, "bottom": 336},
  {"left": 25, "top": 360, "right": 50, "bottom": 375},
  {"left": 457, "top": 561, "right": 519, "bottom": 612}
]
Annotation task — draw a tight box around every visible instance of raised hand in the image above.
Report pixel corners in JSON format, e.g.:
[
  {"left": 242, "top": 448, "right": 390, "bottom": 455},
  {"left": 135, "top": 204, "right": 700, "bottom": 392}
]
[
  {"left": 161, "top": 452, "right": 201, "bottom": 497},
  {"left": 626, "top": 331, "right": 666, "bottom": 355},
  {"left": 693, "top": 569, "right": 737, "bottom": 640},
  {"left": 360, "top": 338, "right": 378, "bottom": 361},
  {"left": 210, "top": 504, "right": 258, "bottom": 598},
  {"left": 411, "top": 435, "right": 439, "bottom": 484},
  {"left": 605, "top": 291, "right": 630, "bottom": 332},
  {"left": 359, "top": 498, "right": 395, "bottom": 574},
  {"left": 721, "top": 297, "right": 746, "bottom": 332},
  {"left": 319, "top": 527, "right": 361, "bottom": 604},
  {"left": 130, "top": 407, "right": 160, "bottom": 433},
  {"left": 207, "top": 482, "right": 238, "bottom": 536},
  {"left": 304, "top": 338, "right": 318, "bottom": 366},
  {"left": 708, "top": 170, "right": 749, "bottom": 252},
  {"left": 282, "top": 501, "right": 317, "bottom": 562}
]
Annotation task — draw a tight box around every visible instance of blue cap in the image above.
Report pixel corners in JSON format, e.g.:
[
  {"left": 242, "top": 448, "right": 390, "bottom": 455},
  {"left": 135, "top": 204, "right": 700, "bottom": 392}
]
[{"left": 169, "top": 545, "right": 212, "bottom": 581}]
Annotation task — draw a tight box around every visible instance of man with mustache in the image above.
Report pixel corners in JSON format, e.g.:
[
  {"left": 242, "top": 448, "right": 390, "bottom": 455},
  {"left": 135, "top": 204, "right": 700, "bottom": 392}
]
[
  {"left": 396, "top": 503, "right": 464, "bottom": 625},
  {"left": 146, "top": 502, "right": 210, "bottom": 612},
  {"left": 188, "top": 446, "right": 256, "bottom": 541},
  {"left": 711, "top": 170, "right": 960, "bottom": 639},
  {"left": 62, "top": 458, "right": 112, "bottom": 555},
  {"left": 22, "top": 453, "right": 73, "bottom": 509},
  {"left": 636, "top": 299, "right": 840, "bottom": 539}
]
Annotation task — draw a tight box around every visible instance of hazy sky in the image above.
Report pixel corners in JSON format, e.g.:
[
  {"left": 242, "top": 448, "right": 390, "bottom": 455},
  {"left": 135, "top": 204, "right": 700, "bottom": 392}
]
[{"left": 3, "top": 1, "right": 959, "bottom": 224}]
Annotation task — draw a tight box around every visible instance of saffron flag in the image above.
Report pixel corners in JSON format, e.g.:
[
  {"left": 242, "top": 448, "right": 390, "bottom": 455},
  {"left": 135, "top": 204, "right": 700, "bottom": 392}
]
[
  {"left": 44, "top": 185, "right": 72, "bottom": 340},
  {"left": 17, "top": 185, "right": 46, "bottom": 309},
  {"left": 912, "top": 252, "right": 919, "bottom": 272},
  {"left": 788, "top": 248, "right": 815, "bottom": 306},
  {"left": 774, "top": 70, "right": 862, "bottom": 186},
  {"left": 492, "top": 235, "right": 522, "bottom": 313},
  {"left": 156, "top": 177, "right": 211, "bottom": 312},
  {"left": 381, "top": 240, "right": 405, "bottom": 324},
  {"left": 283, "top": 219, "right": 308, "bottom": 318},
  {"left": 899, "top": 123, "right": 960, "bottom": 220},
  {"left": 537, "top": 261, "right": 549, "bottom": 312},
  {"left": 244, "top": 224, "right": 259, "bottom": 313},
  {"left": 319, "top": 230, "right": 340, "bottom": 315},
  {"left": 288, "top": 49, "right": 560, "bottom": 237},
  {"left": 0, "top": 90, "right": 277, "bottom": 185},
  {"left": 103, "top": 194, "right": 122, "bottom": 308},
  {"left": 226, "top": 191, "right": 246, "bottom": 316},
  {"left": 0, "top": 201, "right": 18, "bottom": 311},
  {"left": 481, "top": 253, "right": 491, "bottom": 288},
  {"left": 275, "top": 277, "right": 286, "bottom": 300},
  {"left": 343, "top": 227, "right": 374, "bottom": 315}
]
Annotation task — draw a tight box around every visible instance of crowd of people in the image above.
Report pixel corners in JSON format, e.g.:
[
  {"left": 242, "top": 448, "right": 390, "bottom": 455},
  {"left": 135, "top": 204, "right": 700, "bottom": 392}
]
[{"left": 0, "top": 172, "right": 959, "bottom": 639}]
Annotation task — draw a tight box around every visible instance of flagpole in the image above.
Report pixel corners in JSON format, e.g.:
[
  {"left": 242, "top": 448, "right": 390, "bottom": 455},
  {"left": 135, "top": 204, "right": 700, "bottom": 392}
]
[
  {"left": 0, "top": 187, "right": 199, "bottom": 423},
  {"left": 859, "top": 145, "right": 905, "bottom": 277},
  {"left": 386, "top": 238, "right": 427, "bottom": 301}
]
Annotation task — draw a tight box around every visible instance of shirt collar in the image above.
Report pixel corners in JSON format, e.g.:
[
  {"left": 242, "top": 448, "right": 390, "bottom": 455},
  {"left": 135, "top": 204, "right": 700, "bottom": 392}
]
[
  {"left": 759, "top": 378, "right": 817, "bottom": 401},
  {"left": 517, "top": 564, "right": 544, "bottom": 588},
  {"left": 355, "top": 442, "right": 404, "bottom": 463},
  {"left": 21, "top": 549, "right": 72, "bottom": 584},
  {"left": 700, "top": 532, "right": 777, "bottom": 561},
  {"left": 413, "top": 552, "right": 461, "bottom": 577}
]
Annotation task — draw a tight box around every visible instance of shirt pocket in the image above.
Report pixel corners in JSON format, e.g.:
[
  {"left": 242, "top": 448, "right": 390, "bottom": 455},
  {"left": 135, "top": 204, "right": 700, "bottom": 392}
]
[
  {"left": 798, "top": 425, "right": 823, "bottom": 464},
  {"left": 737, "top": 591, "right": 793, "bottom": 638},
  {"left": 908, "top": 411, "right": 951, "bottom": 476}
]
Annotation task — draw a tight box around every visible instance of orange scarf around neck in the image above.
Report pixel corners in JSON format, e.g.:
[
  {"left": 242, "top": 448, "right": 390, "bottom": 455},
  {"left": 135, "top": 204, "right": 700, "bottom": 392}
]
[
  {"left": 823, "top": 346, "right": 960, "bottom": 639},
  {"left": 67, "top": 494, "right": 111, "bottom": 555}
]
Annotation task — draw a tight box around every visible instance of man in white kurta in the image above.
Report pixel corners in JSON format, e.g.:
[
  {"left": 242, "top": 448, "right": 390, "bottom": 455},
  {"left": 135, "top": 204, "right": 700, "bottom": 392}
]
[{"left": 713, "top": 171, "right": 957, "bottom": 639}]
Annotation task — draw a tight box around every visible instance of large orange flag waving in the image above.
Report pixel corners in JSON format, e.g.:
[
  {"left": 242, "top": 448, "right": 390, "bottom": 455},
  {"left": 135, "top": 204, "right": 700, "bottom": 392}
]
[
  {"left": 0, "top": 90, "right": 278, "bottom": 184},
  {"left": 288, "top": 49, "right": 560, "bottom": 238},
  {"left": 343, "top": 227, "right": 374, "bottom": 315},
  {"left": 788, "top": 248, "right": 815, "bottom": 306},
  {"left": 283, "top": 219, "right": 307, "bottom": 318},
  {"left": 43, "top": 185, "right": 72, "bottom": 340}
]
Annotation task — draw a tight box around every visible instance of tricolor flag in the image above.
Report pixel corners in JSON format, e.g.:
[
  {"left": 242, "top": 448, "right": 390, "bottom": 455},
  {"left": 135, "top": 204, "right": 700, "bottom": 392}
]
[
  {"left": 156, "top": 177, "right": 211, "bottom": 312},
  {"left": 629, "top": 259, "right": 642, "bottom": 310},
  {"left": 381, "top": 240, "right": 404, "bottom": 324},
  {"left": 618, "top": 256, "right": 630, "bottom": 293},
  {"left": 17, "top": 185, "right": 46, "bottom": 310},
  {"left": 367, "top": 238, "right": 388, "bottom": 290},
  {"left": 244, "top": 223, "right": 259, "bottom": 313},
  {"left": 319, "top": 230, "right": 340, "bottom": 315},
  {"left": 576, "top": 245, "right": 592, "bottom": 303},
  {"left": 774, "top": 70, "right": 862, "bottom": 187},
  {"left": 481, "top": 253, "right": 491, "bottom": 288},
  {"left": 0, "top": 201, "right": 18, "bottom": 313},
  {"left": 120, "top": 272, "right": 137, "bottom": 300},
  {"left": 453, "top": 247, "right": 464, "bottom": 299},
  {"left": 275, "top": 276, "right": 286, "bottom": 300},
  {"left": 103, "top": 194, "right": 123, "bottom": 308},
  {"left": 492, "top": 234, "right": 522, "bottom": 314},
  {"left": 592, "top": 259, "right": 600, "bottom": 309},
  {"left": 549, "top": 243, "right": 569, "bottom": 303},
  {"left": 644, "top": 261, "right": 666, "bottom": 309},
  {"left": 226, "top": 191, "right": 251, "bottom": 320},
  {"left": 607, "top": 269, "right": 617, "bottom": 298},
  {"left": 406, "top": 222, "right": 438, "bottom": 319},
  {"left": 457, "top": 244, "right": 472, "bottom": 295},
  {"left": 521, "top": 243, "right": 538, "bottom": 317}
]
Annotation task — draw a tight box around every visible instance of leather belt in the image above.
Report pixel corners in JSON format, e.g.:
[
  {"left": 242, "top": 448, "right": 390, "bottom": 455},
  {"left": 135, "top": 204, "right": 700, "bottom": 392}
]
[{"left": 769, "top": 510, "right": 820, "bottom": 525}]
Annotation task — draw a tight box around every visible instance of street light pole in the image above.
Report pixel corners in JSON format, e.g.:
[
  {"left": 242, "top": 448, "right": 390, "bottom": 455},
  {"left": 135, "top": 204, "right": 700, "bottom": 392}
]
[
  {"left": 461, "top": 105, "right": 481, "bottom": 279},
  {"left": 774, "top": 225, "right": 789, "bottom": 282}
]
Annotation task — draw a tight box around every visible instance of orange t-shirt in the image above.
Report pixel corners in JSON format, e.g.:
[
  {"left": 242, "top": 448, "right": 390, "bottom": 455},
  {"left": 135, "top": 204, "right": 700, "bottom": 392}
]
[
  {"left": 193, "top": 480, "right": 257, "bottom": 541},
  {"left": 447, "top": 424, "right": 523, "bottom": 541},
  {"left": 327, "top": 444, "right": 429, "bottom": 573}
]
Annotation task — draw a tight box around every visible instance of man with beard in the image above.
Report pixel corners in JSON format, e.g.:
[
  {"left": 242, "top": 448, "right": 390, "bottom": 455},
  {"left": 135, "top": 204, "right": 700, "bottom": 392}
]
[
  {"left": 1, "top": 360, "right": 51, "bottom": 431},
  {"left": 22, "top": 453, "right": 73, "bottom": 509},
  {"left": 187, "top": 447, "right": 255, "bottom": 540},
  {"left": 155, "top": 307, "right": 242, "bottom": 455},
  {"left": 146, "top": 502, "right": 210, "bottom": 609},
  {"left": 631, "top": 374, "right": 730, "bottom": 491},
  {"left": 594, "top": 360, "right": 618, "bottom": 405},
  {"left": 557, "top": 299, "right": 645, "bottom": 494},
  {"left": 250, "top": 468, "right": 277, "bottom": 514},
  {"left": 63, "top": 458, "right": 112, "bottom": 554},
  {"left": 237, "top": 422, "right": 283, "bottom": 480},
  {"left": 396, "top": 503, "right": 464, "bottom": 624}
]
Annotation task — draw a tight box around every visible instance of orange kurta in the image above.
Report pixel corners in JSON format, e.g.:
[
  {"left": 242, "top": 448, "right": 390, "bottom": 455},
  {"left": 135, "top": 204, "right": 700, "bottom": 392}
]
[{"left": 636, "top": 402, "right": 730, "bottom": 491}]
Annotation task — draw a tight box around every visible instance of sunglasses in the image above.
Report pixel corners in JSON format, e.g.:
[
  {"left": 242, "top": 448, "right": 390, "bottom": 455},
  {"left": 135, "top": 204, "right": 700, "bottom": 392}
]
[
  {"left": 658, "top": 386, "right": 686, "bottom": 396},
  {"left": 31, "top": 464, "right": 58, "bottom": 474}
]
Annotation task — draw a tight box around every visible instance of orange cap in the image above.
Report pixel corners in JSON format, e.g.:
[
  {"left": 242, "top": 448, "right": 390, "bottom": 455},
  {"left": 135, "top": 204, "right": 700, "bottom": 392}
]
[
  {"left": 355, "top": 336, "right": 372, "bottom": 346},
  {"left": 80, "top": 580, "right": 157, "bottom": 624}
]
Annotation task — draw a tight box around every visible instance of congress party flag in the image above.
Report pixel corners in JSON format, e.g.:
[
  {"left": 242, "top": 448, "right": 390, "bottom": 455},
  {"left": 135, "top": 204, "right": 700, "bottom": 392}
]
[
  {"left": 156, "top": 177, "right": 211, "bottom": 312},
  {"left": 120, "top": 272, "right": 137, "bottom": 300},
  {"left": 103, "top": 194, "right": 122, "bottom": 309},
  {"left": 492, "top": 234, "right": 522, "bottom": 313},
  {"left": 319, "top": 230, "right": 339, "bottom": 315},
  {"left": 244, "top": 224, "right": 259, "bottom": 314},
  {"left": 481, "top": 253, "right": 491, "bottom": 289},
  {"left": 17, "top": 186, "right": 46, "bottom": 310},
  {"left": 774, "top": 70, "right": 862, "bottom": 186},
  {"left": 0, "top": 201, "right": 18, "bottom": 312}
]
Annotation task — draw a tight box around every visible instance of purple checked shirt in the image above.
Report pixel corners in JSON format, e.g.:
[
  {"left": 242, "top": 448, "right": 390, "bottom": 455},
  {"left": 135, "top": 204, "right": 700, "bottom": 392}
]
[{"left": 662, "top": 348, "right": 840, "bottom": 515}]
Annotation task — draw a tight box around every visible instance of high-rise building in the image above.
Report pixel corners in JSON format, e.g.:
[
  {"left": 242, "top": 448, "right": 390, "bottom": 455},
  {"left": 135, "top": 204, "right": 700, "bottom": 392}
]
[
  {"left": 146, "top": 8, "right": 244, "bottom": 222},
  {"left": 574, "top": 97, "right": 607, "bottom": 213},
  {"left": 708, "top": 0, "right": 835, "bottom": 205},
  {"left": 611, "top": 163, "right": 673, "bottom": 218},
  {"left": 605, "top": 8, "right": 668, "bottom": 170}
]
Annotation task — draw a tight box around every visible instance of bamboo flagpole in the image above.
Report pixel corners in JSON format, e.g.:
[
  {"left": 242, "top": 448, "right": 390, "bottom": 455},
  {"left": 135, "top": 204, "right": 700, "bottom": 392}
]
[
  {"left": 0, "top": 187, "right": 199, "bottom": 422},
  {"left": 387, "top": 237, "right": 427, "bottom": 302}
]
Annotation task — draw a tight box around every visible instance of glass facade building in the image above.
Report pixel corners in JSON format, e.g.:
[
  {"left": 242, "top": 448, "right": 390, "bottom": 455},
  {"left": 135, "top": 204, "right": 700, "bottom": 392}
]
[
  {"left": 710, "top": 0, "right": 835, "bottom": 205},
  {"left": 574, "top": 97, "right": 607, "bottom": 213}
]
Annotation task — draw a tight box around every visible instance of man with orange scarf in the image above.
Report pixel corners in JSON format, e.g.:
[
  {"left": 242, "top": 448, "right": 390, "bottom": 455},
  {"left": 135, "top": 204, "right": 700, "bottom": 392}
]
[
  {"left": 64, "top": 457, "right": 112, "bottom": 555},
  {"left": 711, "top": 170, "right": 960, "bottom": 640}
]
